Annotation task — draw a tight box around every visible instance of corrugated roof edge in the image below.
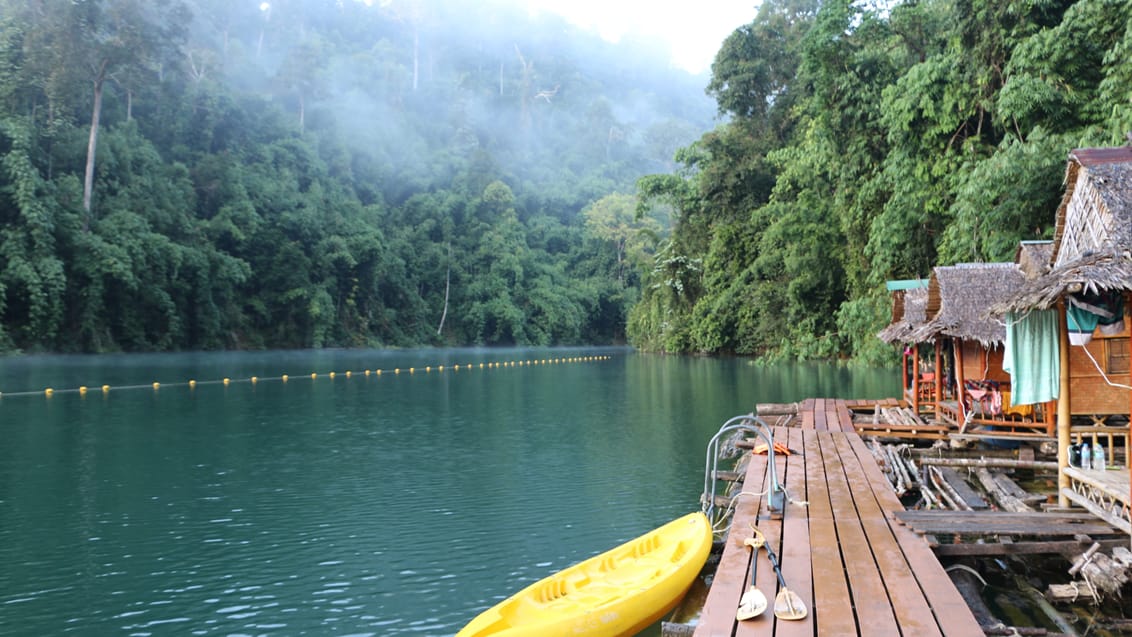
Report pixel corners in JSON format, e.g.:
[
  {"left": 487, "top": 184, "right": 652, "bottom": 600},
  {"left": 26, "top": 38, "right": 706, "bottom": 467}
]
[{"left": 886, "top": 279, "right": 929, "bottom": 291}]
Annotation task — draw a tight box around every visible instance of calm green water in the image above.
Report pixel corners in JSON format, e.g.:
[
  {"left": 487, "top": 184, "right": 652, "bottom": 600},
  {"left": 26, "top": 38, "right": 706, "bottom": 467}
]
[{"left": 0, "top": 348, "right": 898, "bottom": 636}]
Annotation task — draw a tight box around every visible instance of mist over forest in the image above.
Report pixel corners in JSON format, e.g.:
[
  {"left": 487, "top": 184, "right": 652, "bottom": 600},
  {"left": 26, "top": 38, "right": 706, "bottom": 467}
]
[
  {"left": 0, "top": 0, "right": 717, "bottom": 352},
  {"left": 6, "top": 0, "right": 1131, "bottom": 361}
]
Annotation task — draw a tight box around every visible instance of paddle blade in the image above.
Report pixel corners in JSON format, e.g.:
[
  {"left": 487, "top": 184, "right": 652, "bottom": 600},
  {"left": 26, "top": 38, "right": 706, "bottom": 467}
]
[
  {"left": 773, "top": 588, "right": 808, "bottom": 621},
  {"left": 736, "top": 586, "right": 767, "bottom": 620}
]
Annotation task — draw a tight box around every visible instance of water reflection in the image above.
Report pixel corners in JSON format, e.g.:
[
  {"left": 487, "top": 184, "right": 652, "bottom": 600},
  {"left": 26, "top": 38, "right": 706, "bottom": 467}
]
[{"left": 0, "top": 349, "right": 899, "bottom": 635}]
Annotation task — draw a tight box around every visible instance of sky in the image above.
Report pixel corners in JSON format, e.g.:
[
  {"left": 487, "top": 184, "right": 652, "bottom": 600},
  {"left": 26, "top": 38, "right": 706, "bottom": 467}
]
[{"left": 524, "top": 1, "right": 759, "bottom": 74}]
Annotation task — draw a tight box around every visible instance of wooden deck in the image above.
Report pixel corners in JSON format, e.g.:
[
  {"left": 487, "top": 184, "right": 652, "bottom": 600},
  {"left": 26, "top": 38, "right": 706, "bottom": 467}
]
[
  {"left": 1062, "top": 466, "right": 1132, "bottom": 534},
  {"left": 694, "top": 413, "right": 982, "bottom": 636}
]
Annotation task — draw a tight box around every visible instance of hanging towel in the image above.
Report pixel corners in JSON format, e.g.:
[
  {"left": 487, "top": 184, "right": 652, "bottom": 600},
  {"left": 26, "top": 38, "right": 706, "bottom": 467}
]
[
  {"left": 1003, "top": 309, "right": 1060, "bottom": 405},
  {"left": 1066, "top": 302, "right": 1099, "bottom": 345}
]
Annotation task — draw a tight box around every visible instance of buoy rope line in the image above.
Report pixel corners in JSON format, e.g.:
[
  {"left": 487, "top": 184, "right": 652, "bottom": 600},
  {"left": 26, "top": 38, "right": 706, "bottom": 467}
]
[{"left": 0, "top": 355, "right": 613, "bottom": 401}]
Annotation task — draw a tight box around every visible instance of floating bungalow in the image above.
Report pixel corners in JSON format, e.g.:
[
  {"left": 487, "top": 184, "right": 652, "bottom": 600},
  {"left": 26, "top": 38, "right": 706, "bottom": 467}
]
[
  {"left": 993, "top": 146, "right": 1132, "bottom": 534},
  {"left": 879, "top": 262, "right": 1055, "bottom": 438}
]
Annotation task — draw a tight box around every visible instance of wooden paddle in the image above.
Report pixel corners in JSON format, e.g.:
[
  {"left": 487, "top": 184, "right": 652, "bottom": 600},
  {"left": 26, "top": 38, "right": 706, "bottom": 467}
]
[
  {"left": 763, "top": 540, "right": 807, "bottom": 621},
  {"left": 736, "top": 528, "right": 767, "bottom": 620}
]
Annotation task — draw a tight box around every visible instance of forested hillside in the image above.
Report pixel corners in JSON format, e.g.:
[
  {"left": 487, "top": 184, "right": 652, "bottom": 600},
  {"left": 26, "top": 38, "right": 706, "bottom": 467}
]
[
  {"left": 0, "top": 0, "right": 713, "bottom": 352},
  {"left": 630, "top": 0, "right": 1132, "bottom": 364}
]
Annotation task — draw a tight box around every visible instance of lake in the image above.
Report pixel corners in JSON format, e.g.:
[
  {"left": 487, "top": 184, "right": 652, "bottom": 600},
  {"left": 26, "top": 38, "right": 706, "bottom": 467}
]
[{"left": 0, "top": 348, "right": 899, "bottom": 635}]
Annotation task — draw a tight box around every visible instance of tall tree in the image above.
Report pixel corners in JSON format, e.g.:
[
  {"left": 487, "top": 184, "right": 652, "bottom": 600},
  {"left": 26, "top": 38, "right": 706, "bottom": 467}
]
[{"left": 23, "top": 0, "right": 188, "bottom": 225}]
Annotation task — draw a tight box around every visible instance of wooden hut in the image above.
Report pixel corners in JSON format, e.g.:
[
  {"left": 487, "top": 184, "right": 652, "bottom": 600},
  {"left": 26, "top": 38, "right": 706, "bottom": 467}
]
[
  {"left": 909, "top": 263, "right": 1054, "bottom": 437},
  {"left": 993, "top": 147, "right": 1132, "bottom": 529},
  {"left": 878, "top": 280, "right": 931, "bottom": 409}
]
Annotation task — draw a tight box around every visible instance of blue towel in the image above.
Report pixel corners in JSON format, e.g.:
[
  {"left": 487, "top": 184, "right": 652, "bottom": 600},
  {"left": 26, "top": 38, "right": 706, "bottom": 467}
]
[{"left": 1003, "top": 309, "right": 1060, "bottom": 405}]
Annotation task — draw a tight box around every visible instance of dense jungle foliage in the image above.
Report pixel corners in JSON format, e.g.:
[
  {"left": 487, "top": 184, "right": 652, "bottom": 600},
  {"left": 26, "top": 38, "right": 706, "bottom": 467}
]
[
  {"left": 0, "top": 0, "right": 713, "bottom": 352},
  {"left": 629, "top": 0, "right": 1132, "bottom": 364},
  {"left": 6, "top": 0, "right": 1132, "bottom": 361}
]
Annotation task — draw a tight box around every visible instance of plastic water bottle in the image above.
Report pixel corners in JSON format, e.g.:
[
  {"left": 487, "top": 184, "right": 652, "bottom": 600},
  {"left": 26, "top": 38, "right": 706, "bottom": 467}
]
[
  {"left": 1093, "top": 443, "right": 1105, "bottom": 471},
  {"left": 1080, "top": 442, "right": 1091, "bottom": 469}
]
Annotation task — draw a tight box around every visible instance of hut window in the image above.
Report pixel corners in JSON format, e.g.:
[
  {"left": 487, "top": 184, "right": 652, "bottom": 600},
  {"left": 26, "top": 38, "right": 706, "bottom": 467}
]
[{"left": 1106, "top": 338, "right": 1130, "bottom": 374}]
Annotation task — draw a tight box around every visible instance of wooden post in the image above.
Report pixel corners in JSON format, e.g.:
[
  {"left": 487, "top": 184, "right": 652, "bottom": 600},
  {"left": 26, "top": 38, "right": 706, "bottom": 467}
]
[
  {"left": 902, "top": 346, "right": 910, "bottom": 401},
  {"left": 1044, "top": 399, "right": 1056, "bottom": 438},
  {"left": 912, "top": 344, "right": 921, "bottom": 412},
  {"left": 934, "top": 340, "right": 943, "bottom": 410},
  {"left": 1058, "top": 300, "right": 1071, "bottom": 508},
  {"left": 954, "top": 340, "right": 967, "bottom": 427}
]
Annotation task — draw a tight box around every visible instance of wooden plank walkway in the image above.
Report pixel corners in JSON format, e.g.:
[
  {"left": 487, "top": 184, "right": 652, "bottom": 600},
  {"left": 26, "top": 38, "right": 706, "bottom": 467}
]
[{"left": 694, "top": 408, "right": 982, "bottom": 636}]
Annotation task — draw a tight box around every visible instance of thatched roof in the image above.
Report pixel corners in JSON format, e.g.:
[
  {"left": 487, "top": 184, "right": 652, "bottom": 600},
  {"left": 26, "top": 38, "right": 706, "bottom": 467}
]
[
  {"left": 877, "top": 285, "right": 928, "bottom": 344},
  {"left": 1052, "top": 147, "right": 1132, "bottom": 267},
  {"left": 909, "top": 263, "right": 1026, "bottom": 346},
  {"left": 990, "top": 250, "right": 1132, "bottom": 313},
  {"left": 994, "top": 147, "right": 1132, "bottom": 312},
  {"left": 1015, "top": 240, "right": 1053, "bottom": 279}
]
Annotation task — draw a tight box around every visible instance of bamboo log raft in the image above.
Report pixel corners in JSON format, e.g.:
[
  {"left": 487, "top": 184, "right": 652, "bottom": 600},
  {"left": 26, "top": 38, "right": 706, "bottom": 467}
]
[
  {"left": 917, "top": 457, "right": 1058, "bottom": 471},
  {"left": 755, "top": 402, "right": 800, "bottom": 416},
  {"left": 974, "top": 468, "right": 1034, "bottom": 513}
]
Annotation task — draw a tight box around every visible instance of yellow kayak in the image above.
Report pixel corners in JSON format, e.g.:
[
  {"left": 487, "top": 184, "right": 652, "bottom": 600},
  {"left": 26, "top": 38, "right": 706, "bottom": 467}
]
[{"left": 457, "top": 512, "right": 713, "bottom": 637}]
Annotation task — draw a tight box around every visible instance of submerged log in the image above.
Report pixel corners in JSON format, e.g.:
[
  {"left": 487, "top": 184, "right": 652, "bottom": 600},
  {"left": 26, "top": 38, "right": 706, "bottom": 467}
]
[
  {"left": 947, "top": 565, "right": 998, "bottom": 627},
  {"left": 660, "top": 622, "right": 695, "bottom": 636},
  {"left": 1013, "top": 576, "right": 1080, "bottom": 636}
]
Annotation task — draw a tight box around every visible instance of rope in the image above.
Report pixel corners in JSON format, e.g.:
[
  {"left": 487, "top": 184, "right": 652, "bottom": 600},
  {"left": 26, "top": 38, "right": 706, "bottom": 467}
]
[
  {"left": 0, "top": 356, "right": 612, "bottom": 401},
  {"left": 1077, "top": 342, "right": 1132, "bottom": 390},
  {"left": 945, "top": 563, "right": 988, "bottom": 588}
]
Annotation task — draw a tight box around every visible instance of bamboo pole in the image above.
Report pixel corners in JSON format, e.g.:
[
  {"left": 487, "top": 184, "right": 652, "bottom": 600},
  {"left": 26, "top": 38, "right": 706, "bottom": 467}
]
[
  {"left": 1058, "top": 300, "right": 1071, "bottom": 508},
  {"left": 1014, "top": 575, "right": 1080, "bottom": 637},
  {"left": 974, "top": 468, "right": 1032, "bottom": 513},
  {"left": 934, "top": 340, "right": 943, "bottom": 411},
  {"left": 955, "top": 340, "right": 968, "bottom": 431},
  {"left": 916, "top": 457, "right": 1057, "bottom": 471},
  {"left": 912, "top": 343, "right": 921, "bottom": 413}
]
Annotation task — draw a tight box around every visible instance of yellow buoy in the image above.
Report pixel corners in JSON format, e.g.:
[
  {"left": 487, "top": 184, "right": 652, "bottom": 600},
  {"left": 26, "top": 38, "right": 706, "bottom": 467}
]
[
  {"left": 329, "top": 372, "right": 336, "bottom": 379},
  {"left": 376, "top": 369, "right": 382, "bottom": 376},
  {"left": 438, "top": 365, "right": 444, "bottom": 372},
  {"left": 251, "top": 376, "right": 258, "bottom": 384},
  {"left": 223, "top": 378, "right": 231, "bottom": 385},
  {"left": 282, "top": 374, "right": 289, "bottom": 382},
  {"left": 102, "top": 385, "right": 110, "bottom": 393},
  {"left": 394, "top": 368, "right": 400, "bottom": 374},
  {"left": 346, "top": 371, "right": 352, "bottom": 378},
  {"left": 45, "top": 387, "right": 53, "bottom": 396},
  {"left": 425, "top": 366, "right": 431, "bottom": 372},
  {"left": 79, "top": 386, "right": 88, "bottom": 395},
  {"left": 365, "top": 370, "right": 370, "bottom": 376},
  {"left": 311, "top": 373, "right": 318, "bottom": 379},
  {"left": 189, "top": 379, "right": 197, "bottom": 388},
  {"left": 153, "top": 382, "right": 160, "bottom": 390},
  {"left": 409, "top": 367, "right": 415, "bottom": 374}
]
